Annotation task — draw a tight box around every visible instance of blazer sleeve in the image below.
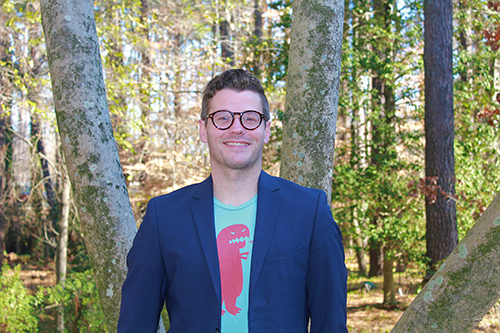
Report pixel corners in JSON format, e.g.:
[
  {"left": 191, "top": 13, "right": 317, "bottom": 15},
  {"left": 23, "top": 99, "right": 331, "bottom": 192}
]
[
  {"left": 118, "top": 199, "right": 167, "bottom": 332},
  {"left": 306, "top": 190, "right": 348, "bottom": 332}
]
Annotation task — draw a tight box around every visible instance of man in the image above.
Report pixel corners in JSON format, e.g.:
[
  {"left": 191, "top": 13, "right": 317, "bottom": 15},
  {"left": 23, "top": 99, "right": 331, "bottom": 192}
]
[{"left": 118, "top": 69, "right": 347, "bottom": 332}]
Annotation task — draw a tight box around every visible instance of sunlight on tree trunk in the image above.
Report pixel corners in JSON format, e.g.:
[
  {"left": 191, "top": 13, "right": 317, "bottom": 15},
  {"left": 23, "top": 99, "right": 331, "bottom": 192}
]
[
  {"left": 392, "top": 191, "right": 500, "bottom": 332},
  {"left": 280, "top": 0, "right": 344, "bottom": 198}
]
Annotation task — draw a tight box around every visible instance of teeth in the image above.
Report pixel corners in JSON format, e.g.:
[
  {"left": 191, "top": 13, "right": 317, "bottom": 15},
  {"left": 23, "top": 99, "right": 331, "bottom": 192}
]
[
  {"left": 229, "top": 236, "right": 250, "bottom": 244},
  {"left": 226, "top": 142, "right": 248, "bottom": 146}
]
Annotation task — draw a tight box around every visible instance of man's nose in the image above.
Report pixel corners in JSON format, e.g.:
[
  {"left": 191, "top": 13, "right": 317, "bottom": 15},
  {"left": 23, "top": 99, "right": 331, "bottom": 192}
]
[{"left": 229, "top": 114, "right": 245, "bottom": 132}]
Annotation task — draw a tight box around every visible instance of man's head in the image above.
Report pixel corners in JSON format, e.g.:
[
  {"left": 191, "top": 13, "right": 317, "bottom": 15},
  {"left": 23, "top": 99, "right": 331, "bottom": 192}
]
[
  {"left": 201, "top": 69, "right": 270, "bottom": 121},
  {"left": 199, "top": 71, "right": 271, "bottom": 173}
]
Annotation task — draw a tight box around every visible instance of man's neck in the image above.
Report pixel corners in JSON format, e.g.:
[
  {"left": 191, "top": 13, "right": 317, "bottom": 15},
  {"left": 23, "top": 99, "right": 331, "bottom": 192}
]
[{"left": 211, "top": 167, "right": 261, "bottom": 206}]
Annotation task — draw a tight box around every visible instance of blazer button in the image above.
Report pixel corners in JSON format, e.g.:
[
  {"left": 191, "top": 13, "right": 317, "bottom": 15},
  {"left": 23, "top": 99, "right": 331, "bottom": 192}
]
[{"left": 215, "top": 329, "right": 220, "bottom": 333}]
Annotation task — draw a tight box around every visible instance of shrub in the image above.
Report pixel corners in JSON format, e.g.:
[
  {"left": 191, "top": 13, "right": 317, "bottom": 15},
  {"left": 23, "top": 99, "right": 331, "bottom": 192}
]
[
  {"left": 0, "top": 264, "right": 39, "bottom": 332},
  {"left": 38, "top": 270, "right": 107, "bottom": 332}
]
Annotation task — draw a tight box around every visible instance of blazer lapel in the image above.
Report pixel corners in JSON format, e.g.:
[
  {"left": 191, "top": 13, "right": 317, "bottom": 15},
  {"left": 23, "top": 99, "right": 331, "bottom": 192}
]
[
  {"left": 190, "top": 176, "right": 221, "bottom": 306},
  {"left": 249, "top": 171, "right": 281, "bottom": 295}
]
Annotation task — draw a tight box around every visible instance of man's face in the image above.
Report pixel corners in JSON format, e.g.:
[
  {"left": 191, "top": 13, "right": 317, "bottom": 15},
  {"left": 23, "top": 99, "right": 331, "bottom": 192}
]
[{"left": 199, "top": 88, "right": 271, "bottom": 173}]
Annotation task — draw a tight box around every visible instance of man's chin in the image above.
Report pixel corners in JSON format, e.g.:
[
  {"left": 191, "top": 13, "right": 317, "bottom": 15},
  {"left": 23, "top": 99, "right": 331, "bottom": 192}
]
[
  {"left": 226, "top": 162, "right": 254, "bottom": 170},
  {"left": 222, "top": 159, "right": 261, "bottom": 171}
]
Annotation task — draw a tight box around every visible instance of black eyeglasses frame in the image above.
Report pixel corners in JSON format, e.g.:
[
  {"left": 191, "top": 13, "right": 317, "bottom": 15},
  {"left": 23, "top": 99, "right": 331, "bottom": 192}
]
[{"left": 204, "top": 110, "right": 266, "bottom": 131}]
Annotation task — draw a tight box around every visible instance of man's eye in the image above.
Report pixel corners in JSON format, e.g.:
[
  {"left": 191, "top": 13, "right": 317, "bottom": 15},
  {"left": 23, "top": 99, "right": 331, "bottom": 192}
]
[{"left": 216, "top": 115, "right": 230, "bottom": 121}]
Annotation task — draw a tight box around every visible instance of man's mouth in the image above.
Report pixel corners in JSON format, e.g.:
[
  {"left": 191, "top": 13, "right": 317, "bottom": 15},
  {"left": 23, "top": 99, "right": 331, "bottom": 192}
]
[
  {"left": 225, "top": 142, "right": 249, "bottom": 146},
  {"left": 229, "top": 236, "right": 251, "bottom": 244}
]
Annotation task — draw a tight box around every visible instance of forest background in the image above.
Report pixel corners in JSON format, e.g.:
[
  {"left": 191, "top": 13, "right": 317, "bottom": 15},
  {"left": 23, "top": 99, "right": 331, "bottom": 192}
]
[{"left": 0, "top": 0, "right": 499, "bottom": 331}]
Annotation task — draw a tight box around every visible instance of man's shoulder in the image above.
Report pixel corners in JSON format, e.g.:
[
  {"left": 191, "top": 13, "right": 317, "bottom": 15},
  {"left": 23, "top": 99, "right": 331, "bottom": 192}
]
[
  {"left": 149, "top": 178, "right": 210, "bottom": 206},
  {"left": 261, "top": 171, "right": 324, "bottom": 197}
]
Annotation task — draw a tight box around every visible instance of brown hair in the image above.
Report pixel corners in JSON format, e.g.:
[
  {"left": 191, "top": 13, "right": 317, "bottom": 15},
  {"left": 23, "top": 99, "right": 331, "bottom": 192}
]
[{"left": 201, "top": 69, "right": 270, "bottom": 121}]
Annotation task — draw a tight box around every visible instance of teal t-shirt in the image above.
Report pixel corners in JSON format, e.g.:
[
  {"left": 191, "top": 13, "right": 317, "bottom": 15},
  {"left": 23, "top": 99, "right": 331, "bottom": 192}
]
[{"left": 214, "top": 195, "right": 257, "bottom": 333}]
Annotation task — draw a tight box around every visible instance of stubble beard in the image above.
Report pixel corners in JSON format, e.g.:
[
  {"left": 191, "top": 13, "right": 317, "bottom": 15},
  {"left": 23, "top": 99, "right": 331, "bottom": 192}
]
[{"left": 210, "top": 143, "right": 264, "bottom": 173}]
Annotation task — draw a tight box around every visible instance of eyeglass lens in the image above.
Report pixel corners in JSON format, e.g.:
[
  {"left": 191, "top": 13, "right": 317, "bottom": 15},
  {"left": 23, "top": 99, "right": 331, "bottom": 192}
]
[{"left": 211, "top": 110, "right": 263, "bottom": 130}]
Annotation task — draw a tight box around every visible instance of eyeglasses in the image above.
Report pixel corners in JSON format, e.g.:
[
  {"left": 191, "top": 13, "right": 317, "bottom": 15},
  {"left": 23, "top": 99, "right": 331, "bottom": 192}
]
[{"left": 205, "top": 110, "right": 266, "bottom": 130}]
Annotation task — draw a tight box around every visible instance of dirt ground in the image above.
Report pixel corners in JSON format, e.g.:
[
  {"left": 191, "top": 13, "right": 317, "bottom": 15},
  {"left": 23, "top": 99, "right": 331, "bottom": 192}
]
[
  {"left": 4, "top": 253, "right": 56, "bottom": 291},
  {"left": 346, "top": 271, "right": 500, "bottom": 333},
  {"left": 347, "top": 283, "right": 500, "bottom": 332}
]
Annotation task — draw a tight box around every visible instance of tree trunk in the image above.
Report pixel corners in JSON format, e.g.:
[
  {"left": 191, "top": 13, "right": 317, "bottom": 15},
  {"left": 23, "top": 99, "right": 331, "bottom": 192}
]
[
  {"left": 458, "top": 0, "right": 472, "bottom": 83},
  {"left": 31, "top": 115, "right": 57, "bottom": 214},
  {"left": 383, "top": 247, "right": 396, "bottom": 306},
  {"left": 1, "top": 117, "right": 13, "bottom": 258},
  {"left": 220, "top": 18, "right": 234, "bottom": 66},
  {"left": 348, "top": 11, "right": 368, "bottom": 277},
  {"left": 392, "top": 191, "right": 500, "bottom": 332},
  {"left": 56, "top": 169, "right": 71, "bottom": 332},
  {"left": 280, "top": 0, "right": 344, "bottom": 199},
  {"left": 0, "top": 117, "right": 6, "bottom": 265},
  {"left": 39, "top": 0, "right": 141, "bottom": 330},
  {"left": 368, "top": 63, "right": 384, "bottom": 281},
  {"left": 368, "top": 215, "right": 382, "bottom": 277},
  {"left": 172, "top": 34, "right": 183, "bottom": 119},
  {"left": 252, "top": 0, "right": 263, "bottom": 77},
  {"left": 56, "top": 170, "right": 71, "bottom": 285},
  {"left": 0, "top": 34, "right": 6, "bottom": 265},
  {"left": 355, "top": 236, "right": 367, "bottom": 276},
  {"left": 368, "top": 239, "right": 383, "bottom": 277},
  {"left": 424, "top": 0, "right": 457, "bottom": 273},
  {"left": 138, "top": 0, "right": 152, "bottom": 160}
]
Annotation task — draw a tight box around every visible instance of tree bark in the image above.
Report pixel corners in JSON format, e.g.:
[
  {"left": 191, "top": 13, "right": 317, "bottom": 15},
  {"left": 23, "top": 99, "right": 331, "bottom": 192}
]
[
  {"left": 392, "top": 191, "right": 500, "bottom": 332},
  {"left": 280, "top": 0, "right": 344, "bottom": 198},
  {"left": 39, "top": 0, "right": 139, "bottom": 330},
  {"left": 424, "top": 0, "right": 457, "bottom": 273}
]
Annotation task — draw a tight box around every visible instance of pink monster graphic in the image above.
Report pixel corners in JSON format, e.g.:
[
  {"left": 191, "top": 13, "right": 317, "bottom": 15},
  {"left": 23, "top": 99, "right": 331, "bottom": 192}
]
[{"left": 217, "top": 224, "right": 250, "bottom": 316}]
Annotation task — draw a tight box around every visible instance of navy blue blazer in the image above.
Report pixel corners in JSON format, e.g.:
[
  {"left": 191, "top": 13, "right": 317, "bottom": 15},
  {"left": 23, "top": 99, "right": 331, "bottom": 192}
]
[{"left": 118, "top": 171, "right": 347, "bottom": 332}]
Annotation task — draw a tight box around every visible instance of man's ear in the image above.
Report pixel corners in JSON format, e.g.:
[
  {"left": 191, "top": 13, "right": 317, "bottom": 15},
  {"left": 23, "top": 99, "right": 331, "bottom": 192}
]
[
  {"left": 199, "top": 119, "right": 208, "bottom": 143},
  {"left": 263, "top": 121, "right": 271, "bottom": 144}
]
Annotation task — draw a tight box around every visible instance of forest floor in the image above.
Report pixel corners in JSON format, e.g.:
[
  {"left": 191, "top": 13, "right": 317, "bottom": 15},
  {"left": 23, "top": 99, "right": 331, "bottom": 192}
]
[
  {"left": 346, "top": 276, "right": 500, "bottom": 332},
  {"left": 345, "top": 256, "right": 500, "bottom": 332},
  {"left": 4, "top": 252, "right": 500, "bottom": 332}
]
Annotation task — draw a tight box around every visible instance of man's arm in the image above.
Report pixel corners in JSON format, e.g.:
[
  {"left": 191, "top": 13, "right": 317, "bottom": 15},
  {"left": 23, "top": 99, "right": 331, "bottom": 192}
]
[
  {"left": 118, "top": 199, "right": 167, "bottom": 332},
  {"left": 306, "top": 190, "right": 348, "bottom": 332}
]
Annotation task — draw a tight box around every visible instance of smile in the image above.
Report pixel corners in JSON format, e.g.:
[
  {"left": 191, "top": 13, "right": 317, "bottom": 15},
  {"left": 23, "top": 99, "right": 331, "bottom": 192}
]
[{"left": 225, "top": 142, "right": 249, "bottom": 146}]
